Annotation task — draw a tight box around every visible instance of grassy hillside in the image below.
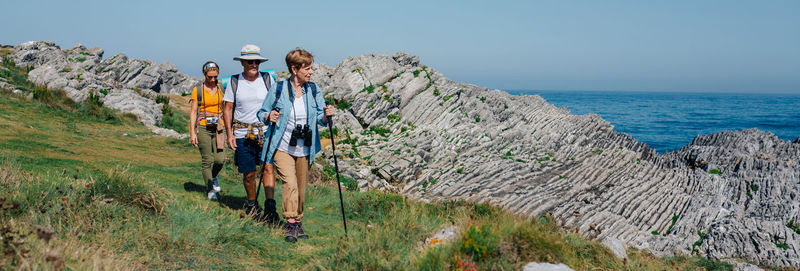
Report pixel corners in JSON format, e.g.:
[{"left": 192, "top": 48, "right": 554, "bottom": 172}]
[{"left": 0, "top": 57, "right": 762, "bottom": 270}]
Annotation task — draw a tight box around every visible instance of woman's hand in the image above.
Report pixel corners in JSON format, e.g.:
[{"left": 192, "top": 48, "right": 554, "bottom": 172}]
[
  {"left": 267, "top": 110, "right": 282, "bottom": 123},
  {"left": 190, "top": 133, "right": 198, "bottom": 147},
  {"left": 323, "top": 105, "right": 335, "bottom": 117}
]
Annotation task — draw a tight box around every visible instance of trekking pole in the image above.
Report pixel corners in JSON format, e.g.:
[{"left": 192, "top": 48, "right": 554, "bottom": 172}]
[
  {"left": 328, "top": 116, "right": 348, "bottom": 238},
  {"left": 255, "top": 119, "right": 276, "bottom": 203}
]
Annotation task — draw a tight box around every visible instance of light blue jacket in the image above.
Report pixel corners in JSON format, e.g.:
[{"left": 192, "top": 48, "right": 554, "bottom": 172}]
[{"left": 256, "top": 77, "right": 328, "bottom": 165}]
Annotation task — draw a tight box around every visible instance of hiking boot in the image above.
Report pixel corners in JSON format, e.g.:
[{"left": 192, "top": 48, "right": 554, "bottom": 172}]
[
  {"left": 284, "top": 222, "right": 298, "bottom": 243},
  {"left": 207, "top": 190, "right": 218, "bottom": 200},
  {"left": 296, "top": 221, "right": 309, "bottom": 239},
  {"left": 245, "top": 201, "right": 262, "bottom": 218},
  {"left": 212, "top": 177, "right": 221, "bottom": 192},
  {"left": 263, "top": 199, "right": 281, "bottom": 225}
]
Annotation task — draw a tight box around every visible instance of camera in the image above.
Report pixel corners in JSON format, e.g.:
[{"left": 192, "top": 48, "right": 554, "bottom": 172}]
[
  {"left": 205, "top": 117, "right": 218, "bottom": 126},
  {"left": 289, "top": 124, "right": 312, "bottom": 147}
]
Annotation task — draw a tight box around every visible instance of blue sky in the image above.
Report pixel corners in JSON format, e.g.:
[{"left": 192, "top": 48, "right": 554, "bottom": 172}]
[{"left": 2, "top": 0, "right": 798, "bottom": 93}]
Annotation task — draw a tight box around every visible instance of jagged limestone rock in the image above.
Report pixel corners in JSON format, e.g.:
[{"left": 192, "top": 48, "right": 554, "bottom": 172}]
[
  {"left": 10, "top": 41, "right": 200, "bottom": 135},
  {"left": 309, "top": 53, "right": 800, "bottom": 268},
  {"left": 103, "top": 88, "right": 162, "bottom": 126}
]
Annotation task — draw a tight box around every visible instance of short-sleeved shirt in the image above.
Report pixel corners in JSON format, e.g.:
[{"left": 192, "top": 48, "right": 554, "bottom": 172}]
[
  {"left": 222, "top": 73, "right": 275, "bottom": 139},
  {"left": 191, "top": 84, "right": 224, "bottom": 126}
]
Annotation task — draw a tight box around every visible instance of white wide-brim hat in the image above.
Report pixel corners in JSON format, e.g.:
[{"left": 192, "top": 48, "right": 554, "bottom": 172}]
[{"left": 233, "top": 44, "right": 268, "bottom": 62}]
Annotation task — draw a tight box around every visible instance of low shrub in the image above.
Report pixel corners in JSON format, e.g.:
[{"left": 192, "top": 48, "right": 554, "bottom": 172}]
[{"left": 462, "top": 225, "right": 498, "bottom": 261}]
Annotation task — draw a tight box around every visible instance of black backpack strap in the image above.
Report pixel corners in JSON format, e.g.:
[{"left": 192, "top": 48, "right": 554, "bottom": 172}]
[
  {"left": 195, "top": 83, "right": 203, "bottom": 127},
  {"left": 230, "top": 74, "right": 239, "bottom": 107},
  {"left": 307, "top": 82, "right": 319, "bottom": 108},
  {"left": 260, "top": 71, "right": 272, "bottom": 91},
  {"left": 196, "top": 83, "right": 204, "bottom": 104},
  {"left": 273, "top": 80, "right": 284, "bottom": 109}
]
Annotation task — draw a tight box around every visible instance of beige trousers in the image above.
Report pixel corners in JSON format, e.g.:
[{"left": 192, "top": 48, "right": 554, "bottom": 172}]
[{"left": 273, "top": 150, "right": 309, "bottom": 220}]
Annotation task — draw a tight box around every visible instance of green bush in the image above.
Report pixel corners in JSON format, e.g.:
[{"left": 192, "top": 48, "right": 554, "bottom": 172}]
[
  {"left": 361, "top": 84, "right": 375, "bottom": 94},
  {"left": 433, "top": 88, "right": 440, "bottom": 96},
  {"left": 336, "top": 100, "right": 352, "bottom": 111},
  {"left": 664, "top": 215, "right": 679, "bottom": 235},
  {"left": 158, "top": 104, "right": 189, "bottom": 133},
  {"left": 413, "top": 70, "right": 421, "bottom": 77},
  {"left": 369, "top": 125, "right": 391, "bottom": 137},
  {"left": 461, "top": 225, "right": 497, "bottom": 261},
  {"left": 320, "top": 126, "right": 339, "bottom": 138},
  {"left": 155, "top": 95, "right": 170, "bottom": 105},
  {"left": 340, "top": 175, "right": 358, "bottom": 191},
  {"left": 473, "top": 204, "right": 492, "bottom": 216},
  {"left": 709, "top": 168, "right": 722, "bottom": 175},
  {"left": 788, "top": 219, "right": 800, "bottom": 235},
  {"left": 387, "top": 114, "right": 400, "bottom": 122},
  {"left": 537, "top": 157, "right": 550, "bottom": 162}
]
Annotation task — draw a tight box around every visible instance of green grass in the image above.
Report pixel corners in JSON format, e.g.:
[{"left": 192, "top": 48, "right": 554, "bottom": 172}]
[{"left": 0, "top": 58, "right": 758, "bottom": 270}]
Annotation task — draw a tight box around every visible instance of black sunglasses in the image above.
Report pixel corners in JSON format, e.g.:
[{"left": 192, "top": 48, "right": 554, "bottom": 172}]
[
  {"left": 244, "top": 60, "right": 260, "bottom": 64},
  {"left": 206, "top": 76, "right": 218, "bottom": 79}
]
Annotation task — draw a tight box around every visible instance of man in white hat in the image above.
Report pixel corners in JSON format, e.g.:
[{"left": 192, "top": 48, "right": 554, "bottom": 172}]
[{"left": 222, "top": 44, "right": 279, "bottom": 222}]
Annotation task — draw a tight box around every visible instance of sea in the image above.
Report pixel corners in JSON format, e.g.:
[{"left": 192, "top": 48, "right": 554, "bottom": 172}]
[{"left": 504, "top": 90, "right": 800, "bottom": 153}]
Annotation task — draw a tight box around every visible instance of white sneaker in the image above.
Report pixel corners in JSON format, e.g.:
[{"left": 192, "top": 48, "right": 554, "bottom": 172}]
[
  {"left": 207, "top": 190, "right": 218, "bottom": 200},
  {"left": 212, "top": 177, "right": 221, "bottom": 192}
]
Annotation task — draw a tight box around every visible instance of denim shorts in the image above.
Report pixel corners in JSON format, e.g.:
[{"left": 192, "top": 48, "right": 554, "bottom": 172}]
[{"left": 234, "top": 138, "right": 261, "bottom": 174}]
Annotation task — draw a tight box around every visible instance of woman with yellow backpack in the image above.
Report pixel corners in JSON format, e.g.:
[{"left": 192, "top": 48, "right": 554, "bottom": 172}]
[{"left": 190, "top": 61, "right": 226, "bottom": 200}]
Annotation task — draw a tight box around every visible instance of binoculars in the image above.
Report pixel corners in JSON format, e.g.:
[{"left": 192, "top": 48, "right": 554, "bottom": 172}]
[{"left": 289, "top": 124, "right": 312, "bottom": 147}]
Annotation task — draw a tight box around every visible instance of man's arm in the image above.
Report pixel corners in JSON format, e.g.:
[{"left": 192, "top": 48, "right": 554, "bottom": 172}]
[{"left": 223, "top": 101, "right": 236, "bottom": 150}]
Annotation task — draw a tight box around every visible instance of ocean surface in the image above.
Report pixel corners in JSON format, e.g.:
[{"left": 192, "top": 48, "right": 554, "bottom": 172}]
[{"left": 504, "top": 90, "right": 800, "bottom": 153}]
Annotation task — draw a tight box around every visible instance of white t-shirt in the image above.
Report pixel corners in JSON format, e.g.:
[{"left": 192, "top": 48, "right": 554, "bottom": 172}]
[
  {"left": 222, "top": 73, "right": 274, "bottom": 139},
  {"left": 278, "top": 93, "right": 310, "bottom": 157}
]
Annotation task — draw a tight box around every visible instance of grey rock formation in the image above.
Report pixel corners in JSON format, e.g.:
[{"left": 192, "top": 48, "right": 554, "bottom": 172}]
[
  {"left": 601, "top": 236, "right": 627, "bottom": 260},
  {"left": 309, "top": 53, "right": 800, "bottom": 268},
  {"left": 9, "top": 41, "right": 200, "bottom": 136},
  {"left": 103, "top": 88, "right": 162, "bottom": 126}
]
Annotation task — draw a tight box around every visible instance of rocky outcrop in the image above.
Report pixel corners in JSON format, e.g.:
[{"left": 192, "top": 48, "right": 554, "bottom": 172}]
[
  {"left": 102, "top": 88, "right": 162, "bottom": 126},
  {"left": 308, "top": 52, "right": 800, "bottom": 268},
  {"left": 8, "top": 41, "right": 201, "bottom": 136}
]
